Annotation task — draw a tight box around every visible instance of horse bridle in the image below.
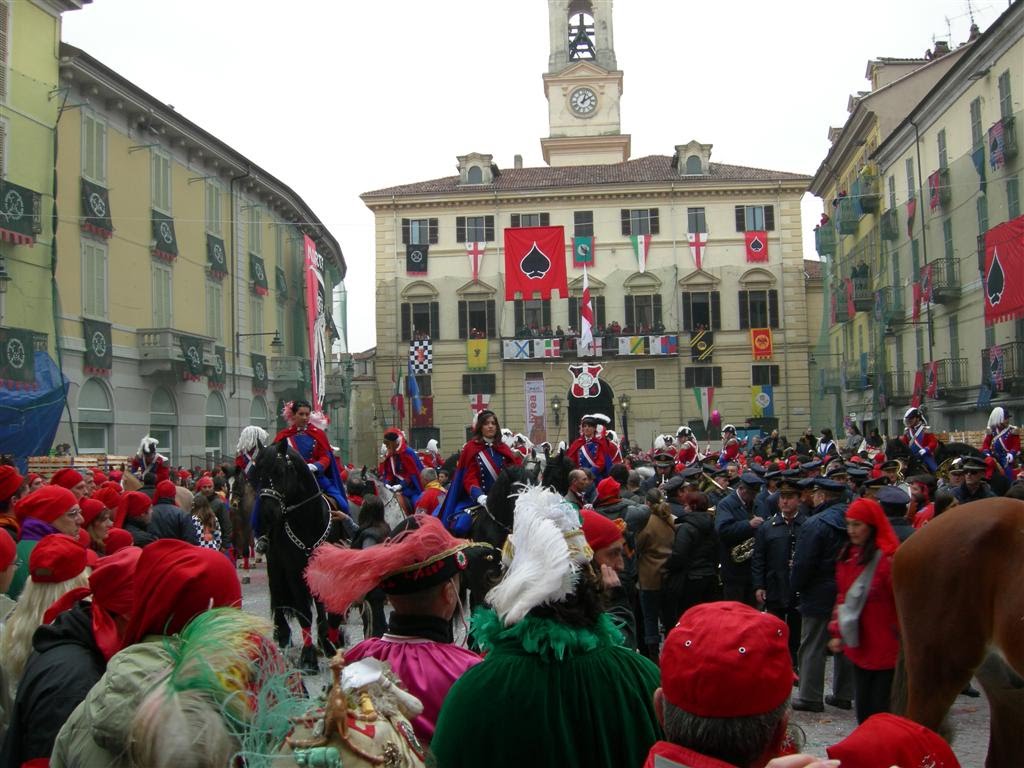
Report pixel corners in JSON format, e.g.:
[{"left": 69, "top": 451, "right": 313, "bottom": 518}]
[
  {"left": 474, "top": 502, "right": 512, "bottom": 536},
  {"left": 259, "top": 468, "right": 332, "bottom": 555}
]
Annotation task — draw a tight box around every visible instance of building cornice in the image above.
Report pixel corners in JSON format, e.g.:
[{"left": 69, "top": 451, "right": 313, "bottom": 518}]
[{"left": 29, "top": 0, "right": 90, "bottom": 17}]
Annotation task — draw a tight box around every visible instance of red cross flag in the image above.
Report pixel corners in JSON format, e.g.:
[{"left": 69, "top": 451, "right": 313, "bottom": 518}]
[
  {"left": 466, "top": 241, "right": 485, "bottom": 282},
  {"left": 469, "top": 393, "right": 491, "bottom": 415},
  {"left": 687, "top": 232, "right": 707, "bottom": 269}
]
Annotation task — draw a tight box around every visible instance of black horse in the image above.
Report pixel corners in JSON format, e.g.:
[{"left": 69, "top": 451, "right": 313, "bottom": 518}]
[
  {"left": 885, "top": 438, "right": 984, "bottom": 475},
  {"left": 251, "top": 439, "right": 339, "bottom": 673}
]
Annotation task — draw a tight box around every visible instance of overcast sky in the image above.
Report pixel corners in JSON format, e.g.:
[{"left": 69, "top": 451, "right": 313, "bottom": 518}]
[{"left": 62, "top": 0, "right": 1006, "bottom": 352}]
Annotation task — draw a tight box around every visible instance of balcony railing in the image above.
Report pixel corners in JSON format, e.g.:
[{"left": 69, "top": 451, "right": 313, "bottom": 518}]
[
  {"left": 832, "top": 292, "right": 850, "bottom": 323},
  {"left": 851, "top": 275, "right": 873, "bottom": 312},
  {"left": 859, "top": 170, "right": 880, "bottom": 213},
  {"left": 982, "top": 342, "right": 1024, "bottom": 394},
  {"left": 880, "top": 370, "right": 913, "bottom": 403},
  {"left": 843, "top": 360, "right": 875, "bottom": 391},
  {"left": 932, "top": 258, "right": 961, "bottom": 303},
  {"left": 998, "top": 115, "right": 1019, "bottom": 161},
  {"left": 878, "top": 286, "right": 905, "bottom": 329},
  {"left": 137, "top": 328, "right": 213, "bottom": 377},
  {"left": 836, "top": 197, "right": 859, "bottom": 234},
  {"left": 814, "top": 225, "right": 836, "bottom": 257},
  {"left": 880, "top": 208, "right": 899, "bottom": 241},
  {"left": 935, "top": 357, "right": 969, "bottom": 395},
  {"left": 819, "top": 367, "right": 842, "bottom": 394},
  {"left": 270, "top": 355, "right": 304, "bottom": 386}
]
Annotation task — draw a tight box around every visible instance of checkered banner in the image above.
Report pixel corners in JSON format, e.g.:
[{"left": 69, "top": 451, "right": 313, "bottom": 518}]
[{"left": 409, "top": 339, "right": 432, "bottom": 374}]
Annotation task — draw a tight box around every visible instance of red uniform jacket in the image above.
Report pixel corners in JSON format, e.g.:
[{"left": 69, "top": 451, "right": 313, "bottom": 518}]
[
  {"left": 274, "top": 424, "right": 335, "bottom": 472},
  {"left": 567, "top": 436, "right": 618, "bottom": 480},
  {"left": 676, "top": 442, "right": 698, "bottom": 466},
  {"left": 830, "top": 547, "right": 899, "bottom": 670},
  {"left": 899, "top": 427, "right": 938, "bottom": 456},
  {"left": 131, "top": 455, "right": 169, "bottom": 483},
  {"left": 459, "top": 439, "right": 521, "bottom": 498}
]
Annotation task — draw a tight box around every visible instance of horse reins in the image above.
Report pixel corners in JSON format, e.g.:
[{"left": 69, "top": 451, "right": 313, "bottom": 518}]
[{"left": 259, "top": 484, "right": 332, "bottom": 555}]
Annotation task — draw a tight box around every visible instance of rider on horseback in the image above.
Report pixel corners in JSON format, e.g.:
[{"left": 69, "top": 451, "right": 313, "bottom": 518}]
[
  {"left": 274, "top": 400, "right": 348, "bottom": 511},
  {"left": 378, "top": 427, "right": 425, "bottom": 513},
  {"left": 567, "top": 413, "right": 618, "bottom": 481},
  {"left": 983, "top": 406, "right": 1019, "bottom": 481},
  {"left": 675, "top": 426, "right": 699, "bottom": 466},
  {"left": 900, "top": 407, "right": 938, "bottom": 473},
  {"left": 131, "top": 436, "right": 170, "bottom": 483},
  {"left": 718, "top": 424, "right": 741, "bottom": 468}
]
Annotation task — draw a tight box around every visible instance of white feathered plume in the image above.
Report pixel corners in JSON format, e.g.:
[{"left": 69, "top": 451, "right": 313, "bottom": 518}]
[
  {"left": 988, "top": 406, "right": 1006, "bottom": 431},
  {"left": 237, "top": 425, "right": 269, "bottom": 455}
]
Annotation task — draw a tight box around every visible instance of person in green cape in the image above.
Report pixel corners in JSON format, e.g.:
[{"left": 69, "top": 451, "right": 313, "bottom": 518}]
[{"left": 431, "top": 485, "right": 661, "bottom": 768}]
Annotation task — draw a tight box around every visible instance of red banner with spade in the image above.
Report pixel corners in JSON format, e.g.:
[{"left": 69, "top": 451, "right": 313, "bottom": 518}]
[
  {"left": 745, "top": 231, "right": 769, "bottom": 262},
  {"left": 504, "top": 226, "right": 568, "bottom": 301},
  {"left": 984, "top": 214, "right": 1024, "bottom": 325}
]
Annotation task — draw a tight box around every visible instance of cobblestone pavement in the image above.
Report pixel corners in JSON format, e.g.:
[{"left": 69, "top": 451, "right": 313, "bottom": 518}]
[{"left": 238, "top": 561, "right": 990, "bottom": 763}]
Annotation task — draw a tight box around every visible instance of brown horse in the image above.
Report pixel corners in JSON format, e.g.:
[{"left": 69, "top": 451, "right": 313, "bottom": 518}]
[{"left": 892, "top": 497, "right": 1024, "bottom": 767}]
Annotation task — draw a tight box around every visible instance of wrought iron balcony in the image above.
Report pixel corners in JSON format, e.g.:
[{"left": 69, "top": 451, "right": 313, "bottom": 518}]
[
  {"left": 852, "top": 275, "right": 874, "bottom": 312},
  {"left": 1002, "top": 115, "right": 1018, "bottom": 161},
  {"left": 934, "top": 357, "right": 969, "bottom": 396},
  {"left": 137, "top": 328, "right": 213, "bottom": 377},
  {"left": 836, "top": 197, "right": 859, "bottom": 235},
  {"left": 981, "top": 342, "right": 1024, "bottom": 394},
  {"left": 843, "top": 359, "right": 875, "bottom": 391},
  {"left": 878, "top": 286, "right": 905, "bottom": 329},
  {"left": 858, "top": 170, "right": 880, "bottom": 213},
  {"left": 931, "top": 258, "right": 961, "bottom": 304},
  {"left": 832, "top": 292, "right": 850, "bottom": 323},
  {"left": 270, "top": 355, "right": 304, "bottom": 387},
  {"left": 818, "top": 367, "right": 842, "bottom": 395},
  {"left": 880, "top": 370, "right": 913, "bottom": 404},
  {"left": 814, "top": 225, "right": 836, "bottom": 257},
  {"left": 880, "top": 208, "right": 899, "bottom": 241}
]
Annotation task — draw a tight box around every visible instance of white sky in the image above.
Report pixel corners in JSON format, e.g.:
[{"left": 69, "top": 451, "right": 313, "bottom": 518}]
[{"left": 62, "top": 0, "right": 1007, "bottom": 352}]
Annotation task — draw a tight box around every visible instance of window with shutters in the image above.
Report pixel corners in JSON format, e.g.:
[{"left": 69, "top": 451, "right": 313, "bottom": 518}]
[
  {"left": 456, "top": 215, "right": 495, "bottom": 243},
  {"left": 247, "top": 205, "right": 262, "bottom": 255},
  {"left": 250, "top": 297, "right": 264, "bottom": 351},
  {"left": 937, "top": 129, "right": 948, "bottom": 170},
  {"left": 413, "top": 375, "right": 432, "bottom": 397},
  {"left": 206, "top": 280, "right": 223, "bottom": 343},
  {"left": 152, "top": 263, "right": 173, "bottom": 327},
  {"left": 911, "top": 239, "right": 920, "bottom": 276},
  {"left": 680, "top": 291, "right": 720, "bottom": 331},
  {"left": 458, "top": 298, "right": 496, "bottom": 339},
  {"left": 205, "top": 181, "right": 222, "bottom": 235},
  {"left": 888, "top": 175, "right": 896, "bottom": 210},
  {"left": 0, "top": 1, "right": 8, "bottom": 103},
  {"left": 636, "top": 369, "right": 655, "bottom": 390},
  {"left": 568, "top": 295, "right": 605, "bottom": 330},
  {"left": 684, "top": 367, "right": 722, "bottom": 388},
  {"left": 915, "top": 327, "right": 925, "bottom": 369},
  {"left": 401, "top": 301, "right": 438, "bottom": 340},
  {"left": 998, "top": 71, "right": 1012, "bottom": 120},
  {"left": 573, "top": 211, "right": 594, "bottom": 237},
  {"left": 82, "top": 113, "right": 107, "bottom": 184},
  {"left": 462, "top": 374, "right": 496, "bottom": 395},
  {"left": 752, "top": 365, "right": 780, "bottom": 386},
  {"left": 738, "top": 290, "right": 779, "bottom": 329},
  {"left": 510, "top": 213, "right": 550, "bottom": 228},
  {"left": 401, "top": 218, "right": 439, "bottom": 245},
  {"left": 687, "top": 207, "right": 707, "bottom": 233},
  {"left": 513, "top": 299, "right": 552, "bottom": 333},
  {"left": 1008, "top": 176, "right": 1021, "bottom": 220},
  {"left": 151, "top": 150, "right": 172, "bottom": 214},
  {"left": 943, "top": 218, "right": 954, "bottom": 263},
  {"left": 623, "top": 294, "right": 663, "bottom": 332},
  {"left": 977, "top": 195, "right": 989, "bottom": 237},
  {"left": 905, "top": 157, "right": 916, "bottom": 199},
  {"left": 620, "top": 208, "right": 660, "bottom": 236},
  {"left": 82, "top": 240, "right": 107, "bottom": 319},
  {"left": 734, "top": 205, "right": 775, "bottom": 232}
]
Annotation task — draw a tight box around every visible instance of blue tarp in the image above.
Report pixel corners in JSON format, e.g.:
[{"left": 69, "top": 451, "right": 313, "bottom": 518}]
[{"left": 0, "top": 351, "right": 67, "bottom": 473}]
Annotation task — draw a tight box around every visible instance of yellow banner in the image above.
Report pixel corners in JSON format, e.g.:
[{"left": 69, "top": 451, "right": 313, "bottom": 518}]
[{"left": 467, "top": 339, "right": 488, "bottom": 370}]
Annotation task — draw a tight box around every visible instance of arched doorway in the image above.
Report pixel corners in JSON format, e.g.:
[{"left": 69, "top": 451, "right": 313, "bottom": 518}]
[
  {"left": 78, "top": 378, "right": 114, "bottom": 454},
  {"left": 149, "top": 387, "right": 177, "bottom": 463},
  {"left": 567, "top": 383, "right": 615, "bottom": 441}
]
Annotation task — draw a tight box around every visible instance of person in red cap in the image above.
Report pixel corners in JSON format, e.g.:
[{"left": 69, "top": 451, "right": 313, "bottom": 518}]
[
  {"left": 0, "top": 529, "right": 15, "bottom": 595},
  {"left": 0, "top": 535, "right": 90, "bottom": 696},
  {"left": 0, "top": 546, "right": 142, "bottom": 766},
  {"left": 828, "top": 497, "right": 901, "bottom": 723},
  {"left": 644, "top": 601, "right": 800, "bottom": 768},
  {"left": 581, "top": 506, "right": 637, "bottom": 650},
  {"left": 79, "top": 498, "right": 114, "bottom": 555},
  {"left": 103, "top": 528, "right": 134, "bottom": 556},
  {"left": 0, "top": 465, "right": 24, "bottom": 541},
  {"left": 7, "top": 486, "right": 82, "bottom": 600},
  {"left": 148, "top": 480, "right": 199, "bottom": 545},
  {"left": 24, "top": 473, "right": 43, "bottom": 494},
  {"left": 51, "top": 539, "right": 242, "bottom": 765},
  {"left": 116, "top": 491, "right": 157, "bottom": 548},
  {"left": 48, "top": 468, "right": 87, "bottom": 500},
  {"left": 827, "top": 713, "right": 960, "bottom": 767}
]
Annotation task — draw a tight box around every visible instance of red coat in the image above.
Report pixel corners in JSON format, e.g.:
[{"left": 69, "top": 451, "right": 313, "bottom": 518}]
[
  {"left": 459, "top": 439, "right": 521, "bottom": 497},
  {"left": 899, "top": 428, "right": 938, "bottom": 455},
  {"left": 830, "top": 547, "right": 899, "bottom": 670},
  {"left": 274, "top": 424, "right": 335, "bottom": 473},
  {"left": 676, "top": 442, "right": 698, "bottom": 466},
  {"left": 566, "top": 436, "right": 618, "bottom": 479},
  {"left": 415, "top": 485, "right": 446, "bottom": 516}
]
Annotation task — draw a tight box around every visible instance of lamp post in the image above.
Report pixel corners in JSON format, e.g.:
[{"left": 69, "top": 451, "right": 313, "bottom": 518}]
[
  {"left": 231, "top": 329, "right": 283, "bottom": 398},
  {"left": 551, "top": 394, "right": 562, "bottom": 445},
  {"left": 618, "top": 393, "right": 631, "bottom": 452}
]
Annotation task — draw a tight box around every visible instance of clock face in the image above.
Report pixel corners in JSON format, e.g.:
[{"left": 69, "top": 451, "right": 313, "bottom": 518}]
[{"left": 569, "top": 87, "right": 598, "bottom": 116}]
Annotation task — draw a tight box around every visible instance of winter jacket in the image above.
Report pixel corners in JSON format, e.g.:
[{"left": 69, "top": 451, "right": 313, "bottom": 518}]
[
  {"left": 149, "top": 501, "right": 200, "bottom": 545},
  {"left": 51, "top": 637, "right": 172, "bottom": 768},
  {"left": 122, "top": 517, "right": 157, "bottom": 548},
  {"left": 663, "top": 507, "right": 718, "bottom": 586},
  {"left": 952, "top": 482, "right": 996, "bottom": 505},
  {"left": 885, "top": 514, "right": 915, "bottom": 543},
  {"left": 714, "top": 490, "right": 769, "bottom": 586},
  {"left": 829, "top": 546, "right": 899, "bottom": 670},
  {"left": 751, "top": 511, "right": 805, "bottom": 607},
  {"left": 636, "top": 513, "right": 675, "bottom": 591},
  {"left": 789, "top": 500, "right": 848, "bottom": 618},
  {"left": 209, "top": 494, "right": 233, "bottom": 545},
  {"left": 1, "top": 601, "right": 105, "bottom": 765},
  {"left": 593, "top": 498, "right": 650, "bottom": 593}
]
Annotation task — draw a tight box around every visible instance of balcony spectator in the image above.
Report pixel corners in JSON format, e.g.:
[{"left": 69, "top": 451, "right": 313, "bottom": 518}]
[
  {"left": 554, "top": 325, "right": 564, "bottom": 338},
  {"left": 516, "top": 325, "right": 531, "bottom": 339},
  {"left": 609, "top": 321, "right": 621, "bottom": 335},
  {"left": 653, "top": 321, "right": 665, "bottom": 334}
]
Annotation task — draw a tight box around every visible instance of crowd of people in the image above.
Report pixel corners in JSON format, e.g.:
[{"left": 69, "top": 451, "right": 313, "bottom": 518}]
[{"left": 0, "top": 399, "right": 1004, "bottom": 766}]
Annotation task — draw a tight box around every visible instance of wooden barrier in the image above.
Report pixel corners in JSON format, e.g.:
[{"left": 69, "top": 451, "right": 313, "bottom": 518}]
[{"left": 28, "top": 455, "right": 133, "bottom": 480}]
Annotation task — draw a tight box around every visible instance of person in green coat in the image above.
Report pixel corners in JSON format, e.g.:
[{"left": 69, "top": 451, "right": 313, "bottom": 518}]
[{"left": 431, "top": 486, "right": 661, "bottom": 768}]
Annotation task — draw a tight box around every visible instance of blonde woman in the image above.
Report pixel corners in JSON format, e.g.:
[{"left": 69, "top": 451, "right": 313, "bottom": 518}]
[{"left": 0, "top": 535, "right": 89, "bottom": 698}]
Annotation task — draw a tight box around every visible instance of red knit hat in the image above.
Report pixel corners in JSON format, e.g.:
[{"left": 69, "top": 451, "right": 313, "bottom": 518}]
[
  {"left": 580, "top": 508, "right": 625, "bottom": 552},
  {"left": 594, "top": 477, "right": 621, "bottom": 506},
  {"left": 79, "top": 498, "right": 108, "bottom": 528},
  {"left": 661, "top": 601, "right": 794, "bottom": 717},
  {"left": 123, "top": 539, "right": 241, "bottom": 644},
  {"left": 29, "top": 533, "right": 88, "bottom": 584},
  {"left": 827, "top": 713, "right": 960, "bottom": 768},
  {"left": 0, "top": 530, "right": 15, "bottom": 570},
  {"left": 15, "top": 485, "right": 78, "bottom": 524},
  {"left": 0, "top": 465, "right": 23, "bottom": 500},
  {"left": 114, "top": 491, "right": 151, "bottom": 528},
  {"left": 196, "top": 476, "right": 214, "bottom": 490},
  {"left": 108, "top": 470, "right": 123, "bottom": 482},
  {"left": 92, "top": 471, "right": 108, "bottom": 485},
  {"left": 845, "top": 498, "right": 900, "bottom": 555},
  {"left": 91, "top": 485, "right": 121, "bottom": 512},
  {"left": 104, "top": 528, "right": 134, "bottom": 555},
  {"left": 50, "top": 467, "right": 85, "bottom": 490},
  {"left": 155, "top": 480, "right": 178, "bottom": 501}
]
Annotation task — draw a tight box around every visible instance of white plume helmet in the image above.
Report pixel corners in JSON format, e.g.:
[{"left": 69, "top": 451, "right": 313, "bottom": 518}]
[
  {"left": 138, "top": 436, "right": 159, "bottom": 456},
  {"left": 501, "top": 428, "right": 515, "bottom": 447},
  {"left": 605, "top": 429, "right": 619, "bottom": 444},
  {"left": 903, "top": 407, "right": 925, "bottom": 426},
  {"left": 556, "top": 440, "right": 567, "bottom": 453},
  {"left": 237, "top": 425, "right": 269, "bottom": 455},
  {"left": 426, "top": 438, "right": 439, "bottom": 453},
  {"left": 676, "top": 426, "right": 694, "bottom": 439},
  {"left": 486, "top": 485, "right": 592, "bottom": 627},
  {"left": 988, "top": 407, "right": 1007, "bottom": 430}
]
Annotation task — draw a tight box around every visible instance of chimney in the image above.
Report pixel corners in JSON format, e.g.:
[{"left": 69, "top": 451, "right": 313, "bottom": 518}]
[
  {"left": 968, "top": 23, "right": 981, "bottom": 42},
  {"left": 514, "top": 154, "right": 523, "bottom": 169},
  {"left": 932, "top": 40, "right": 950, "bottom": 57}
]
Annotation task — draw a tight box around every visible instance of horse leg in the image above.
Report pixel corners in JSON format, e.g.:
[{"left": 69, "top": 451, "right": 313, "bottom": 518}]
[
  {"left": 314, "top": 599, "right": 339, "bottom": 657},
  {"left": 975, "top": 652, "right": 1024, "bottom": 768},
  {"left": 266, "top": 553, "right": 292, "bottom": 647}
]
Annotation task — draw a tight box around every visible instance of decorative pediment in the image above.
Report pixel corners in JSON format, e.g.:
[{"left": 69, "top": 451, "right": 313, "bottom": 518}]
[
  {"left": 401, "top": 280, "right": 438, "bottom": 299},
  {"left": 739, "top": 267, "right": 777, "bottom": 286},
  {"left": 672, "top": 140, "right": 713, "bottom": 175},
  {"left": 456, "top": 279, "right": 497, "bottom": 296},
  {"left": 623, "top": 271, "right": 662, "bottom": 292},
  {"left": 550, "top": 60, "right": 614, "bottom": 80},
  {"left": 678, "top": 268, "right": 721, "bottom": 288},
  {"left": 456, "top": 153, "right": 498, "bottom": 185},
  {"left": 568, "top": 274, "right": 606, "bottom": 294}
]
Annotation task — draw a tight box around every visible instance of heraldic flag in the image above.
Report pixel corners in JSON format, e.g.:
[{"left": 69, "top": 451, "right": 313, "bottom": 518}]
[
  {"left": 504, "top": 226, "right": 568, "bottom": 301},
  {"left": 630, "top": 234, "right": 652, "bottom": 273},
  {"left": 694, "top": 386, "right": 714, "bottom": 429},
  {"left": 752, "top": 385, "right": 774, "bottom": 418},
  {"left": 579, "top": 266, "right": 595, "bottom": 355},
  {"left": 745, "top": 231, "right": 768, "bottom": 262},
  {"left": 983, "top": 214, "right": 1024, "bottom": 325},
  {"left": 466, "top": 339, "right": 488, "bottom": 370},
  {"left": 573, "top": 236, "right": 594, "bottom": 267}
]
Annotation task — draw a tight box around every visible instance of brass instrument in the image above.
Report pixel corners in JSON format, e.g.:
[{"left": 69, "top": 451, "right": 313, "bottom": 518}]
[{"left": 730, "top": 537, "right": 755, "bottom": 563}]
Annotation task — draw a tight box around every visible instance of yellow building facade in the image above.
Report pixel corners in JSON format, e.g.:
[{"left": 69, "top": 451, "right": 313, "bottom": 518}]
[
  {"left": 362, "top": 0, "right": 814, "bottom": 454},
  {"left": 51, "top": 45, "right": 346, "bottom": 464}
]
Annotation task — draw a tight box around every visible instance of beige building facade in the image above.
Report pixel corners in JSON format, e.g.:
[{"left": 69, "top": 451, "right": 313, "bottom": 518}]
[{"left": 362, "top": 0, "right": 814, "bottom": 453}]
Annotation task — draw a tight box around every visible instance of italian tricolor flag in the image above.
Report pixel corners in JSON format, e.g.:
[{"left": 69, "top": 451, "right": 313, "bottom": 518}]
[
  {"left": 631, "top": 234, "right": 652, "bottom": 274},
  {"left": 693, "top": 386, "right": 714, "bottom": 428}
]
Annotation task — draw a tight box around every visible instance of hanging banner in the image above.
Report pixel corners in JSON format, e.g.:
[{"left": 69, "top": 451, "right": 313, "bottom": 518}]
[
  {"left": 206, "top": 234, "right": 228, "bottom": 278},
  {"left": 906, "top": 198, "right": 917, "bottom": 238},
  {"left": 179, "top": 335, "right": 204, "bottom": 381},
  {"left": 411, "top": 396, "right": 433, "bottom": 427},
  {"left": 409, "top": 339, "right": 433, "bottom": 374},
  {"left": 690, "top": 330, "right": 713, "bottom": 361},
  {"left": 466, "top": 339, "right": 488, "bottom": 370},
  {"left": 989, "top": 345, "right": 1005, "bottom": 390},
  {"left": 80, "top": 178, "right": 113, "bottom": 239},
  {"left": 630, "top": 234, "right": 652, "bottom": 273},
  {"left": 744, "top": 231, "right": 768, "bottom": 262},
  {"left": 989, "top": 120, "right": 1007, "bottom": 170},
  {"left": 524, "top": 376, "right": 547, "bottom": 445},
  {"left": 406, "top": 243, "right": 429, "bottom": 275},
  {"left": 573, "top": 236, "right": 594, "bottom": 267},
  {"left": 972, "top": 146, "right": 988, "bottom": 195},
  {"left": 845, "top": 277, "right": 856, "bottom": 318},
  {"left": 210, "top": 345, "right": 226, "bottom": 389},
  {"left": 911, "top": 370, "right": 925, "bottom": 408},
  {"left": 579, "top": 266, "right": 595, "bottom": 354},
  {"left": 925, "top": 361, "right": 939, "bottom": 399},
  {"left": 151, "top": 210, "right": 178, "bottom": 263},
  {"left": 503, "top": 226, "right": 568, "bottom": 300},
  {"left": 751, "top": 385, "right": 774, "bottom": 418},
  {"left": 751, "top": 328, "right": 773, "bottom": 360},
  {"left": 927, "top": 171, "right": 942, "bottom": 210},
  {"left": 252, "top": 353, "right": 268, "bottom": 393},
  {"left": 687, "top": 232, "right": 707, "bottom": 269},
  {"left": 469, "top": 392, "right": 491, "bottom": 417},
  {"left": 0, "top": 327, "right": 35, "bottom": 388},
  {"left": 533, "top": 338, "right": 561, "bottom": 358},
  {"left": 920, "top": 264, "right": 934, "bottom": 305},
  {"left": 303, "top": 235, "right": 327, "bottom": 413},
  {"left": 82, "top": 319, "right": 112, "bottom": 374},
  {"left": 0, "top": 181, "right": 39, "bottom": 246},
  {"left": 466, "top": 241, "right": 485, "bottom": 282},
  {"left": 250, "top": 254, "right": 269, "bottom": 296},
  {"left": 983, "top": 215, "right": 1024, "bottom": 325},
  {"left": 694, "top": 386, "right": 714, "bottom": 428}
]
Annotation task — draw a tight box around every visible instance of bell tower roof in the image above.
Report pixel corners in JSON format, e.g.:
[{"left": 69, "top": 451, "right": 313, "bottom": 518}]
[{"left": 548, "top": 0, "right": 617, "bottom": 74}]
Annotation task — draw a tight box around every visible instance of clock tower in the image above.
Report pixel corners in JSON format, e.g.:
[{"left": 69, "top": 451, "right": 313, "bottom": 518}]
[{"left": 541, "top": 0, "right": 630, "bottom": 167}]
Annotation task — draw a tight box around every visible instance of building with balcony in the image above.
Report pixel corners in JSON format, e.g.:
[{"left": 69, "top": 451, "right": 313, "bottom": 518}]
[
  {"left": 809, "top": 29, "right": 977, "bottom": 436},
  {"left": 362, "top": 0, "right": 813, "bottom": 453},
  {"left": 51, "top": 44, "right": 346, "bottom": 464}
]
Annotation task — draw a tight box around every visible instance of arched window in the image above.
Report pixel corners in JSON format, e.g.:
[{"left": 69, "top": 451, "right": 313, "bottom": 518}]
[
  {"left": 685, "top": 155, "right": 703, "bottom": 174},
  {"left": 78, "top": 378, "right": 113, "bottom": 453},
  {"left": 466, "top": 166, "right": 483, "bottom": 184},
  {"left": 250, "top": 395, "right": 269, "bottom": 430},
  {"left": 205, "top": 391, "right": 227, "bottom": 459},
  {"left": 149, "top": 387, "right": 178, "bottom": 464}
]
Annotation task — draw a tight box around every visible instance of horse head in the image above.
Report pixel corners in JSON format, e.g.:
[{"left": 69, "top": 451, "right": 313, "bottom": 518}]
[{"left": 540, "top": 449, "right": 573, "bottom": 496}]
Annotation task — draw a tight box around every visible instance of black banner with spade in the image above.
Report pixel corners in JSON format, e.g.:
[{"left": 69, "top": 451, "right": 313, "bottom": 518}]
[
  {"left": 151, "top": 210, "right": 178, "bottom": 261},
  {"left": 406, "top": 244, "right": 429, "bottom": 275},
  {"left": 206, "top": 234, "right": 228, "bottom": 277},
  {"left": 179, "top": 335, "right": 205, "bottom": 378},
  {"left": 0, "top": 327, "right": 35, "bottom": 386},
  {"left": 209, "top": 345, "right": 227, "bottom": 387},
  {"left": 251, "top": 353, "right": 268, "bottom": 391},
  {"left": 82, "top": 319, "right": 112, "bottom": 372}
]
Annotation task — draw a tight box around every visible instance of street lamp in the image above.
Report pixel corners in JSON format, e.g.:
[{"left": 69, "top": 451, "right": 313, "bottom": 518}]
[
  {"left": 551, "top": 394, "right": 562, "bottom": 426},
  {"left": 618, "top": 393, "right": 631, "bottom": 451},
  {"left": 230, "top": 329, "right": 284, "bottom": 397}
]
